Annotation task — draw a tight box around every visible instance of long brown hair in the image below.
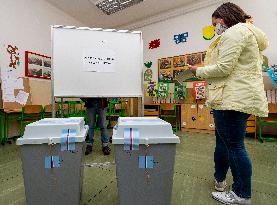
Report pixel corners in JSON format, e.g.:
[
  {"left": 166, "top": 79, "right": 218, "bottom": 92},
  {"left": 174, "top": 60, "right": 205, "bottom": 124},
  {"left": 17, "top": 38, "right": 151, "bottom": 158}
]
[{"left": 212, "top": 2, "right": 249, "bottom": 28}]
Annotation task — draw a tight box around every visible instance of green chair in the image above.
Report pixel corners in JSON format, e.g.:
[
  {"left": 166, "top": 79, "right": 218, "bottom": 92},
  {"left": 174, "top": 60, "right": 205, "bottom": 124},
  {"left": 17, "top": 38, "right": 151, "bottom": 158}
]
[
  {"left": 19, "top": 105, "right": 43, "bottom": 137},
  {"left": 160, "top": 103, "right": 179, "bottom": 132},
  {"left": 42, "top": 104, "right": 60, "bottom": 118},
  {"left": 257, "top": 116, "right": 277, "bottom": 142}
]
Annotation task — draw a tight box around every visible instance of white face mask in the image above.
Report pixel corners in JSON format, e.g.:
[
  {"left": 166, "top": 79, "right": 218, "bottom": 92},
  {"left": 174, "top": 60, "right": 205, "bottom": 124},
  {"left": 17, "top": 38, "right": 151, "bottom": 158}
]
[{"left": 215, "top": 23, "right": 228, "bottom": 35}]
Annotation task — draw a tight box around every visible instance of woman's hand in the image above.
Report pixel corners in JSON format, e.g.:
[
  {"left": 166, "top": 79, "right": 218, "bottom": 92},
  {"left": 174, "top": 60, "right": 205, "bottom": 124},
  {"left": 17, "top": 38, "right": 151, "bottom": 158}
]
[{"left": 188, "top": 65, "right": 198, "bottom": 76}]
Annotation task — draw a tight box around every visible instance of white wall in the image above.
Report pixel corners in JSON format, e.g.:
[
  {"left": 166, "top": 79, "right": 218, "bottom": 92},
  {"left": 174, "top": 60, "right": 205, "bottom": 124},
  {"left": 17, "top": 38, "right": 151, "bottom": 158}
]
[
  {"left": 139, "top": 0, "right": 277, "bottom": 82},
  {"left": 0, "top": 0, "right": 84, "bottom": 105}
]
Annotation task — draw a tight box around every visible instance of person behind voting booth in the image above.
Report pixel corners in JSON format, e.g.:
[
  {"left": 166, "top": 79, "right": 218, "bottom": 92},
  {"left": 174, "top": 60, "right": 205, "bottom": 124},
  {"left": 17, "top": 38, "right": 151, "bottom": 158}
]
[
  {"left": 189, "top": 2, "right": 268, "bottom": 205},
  {"left": 81, "top": 98, "right": 111, "bottom": 155}
]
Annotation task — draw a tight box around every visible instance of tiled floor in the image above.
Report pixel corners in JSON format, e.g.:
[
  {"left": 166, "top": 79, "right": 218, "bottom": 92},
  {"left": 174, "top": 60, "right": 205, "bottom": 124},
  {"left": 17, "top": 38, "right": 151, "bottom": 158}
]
[{"left": 0, "top": 131, "right": 276, "bottom": 205}]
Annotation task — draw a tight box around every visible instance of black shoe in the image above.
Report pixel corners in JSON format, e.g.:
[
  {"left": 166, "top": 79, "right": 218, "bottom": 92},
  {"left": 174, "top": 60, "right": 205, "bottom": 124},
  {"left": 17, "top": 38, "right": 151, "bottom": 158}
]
[
  {"left": 85, "top": 145, "right": 93, "bottom": 155},
  {"left": 102, "top": 146, "right": 111, "bottom": 155},
  {"left": 109, "top": 137, "right": 112, "bottom": 143}
]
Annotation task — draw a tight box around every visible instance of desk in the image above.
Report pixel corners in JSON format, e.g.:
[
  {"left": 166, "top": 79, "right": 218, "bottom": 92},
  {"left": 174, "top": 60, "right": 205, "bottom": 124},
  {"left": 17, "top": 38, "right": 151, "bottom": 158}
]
[{"left": 3, "top": 109, "right": 21, "bottom": 145}]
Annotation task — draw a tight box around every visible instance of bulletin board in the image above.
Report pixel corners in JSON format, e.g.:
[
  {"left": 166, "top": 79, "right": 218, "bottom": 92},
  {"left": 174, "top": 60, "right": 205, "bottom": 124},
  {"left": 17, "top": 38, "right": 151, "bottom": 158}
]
[
  {"left": 52, "top": 26, "right": 143, "bottom": 98},
  {"left": 1, "top": 77, "right": 32, "bottom": 111}
]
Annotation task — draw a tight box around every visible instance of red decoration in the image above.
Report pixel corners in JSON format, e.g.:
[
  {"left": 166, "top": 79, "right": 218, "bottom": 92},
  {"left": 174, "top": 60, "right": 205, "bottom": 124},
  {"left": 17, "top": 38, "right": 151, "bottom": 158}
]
[
  {"left": 193, "top": 81, "right": 206, "bottom": 100},
  {"left": 149, "top": 39, "right": 160, "bottom": 49},
  {"left": 6, "top": 45, "right": 20, "bottom": 69}
]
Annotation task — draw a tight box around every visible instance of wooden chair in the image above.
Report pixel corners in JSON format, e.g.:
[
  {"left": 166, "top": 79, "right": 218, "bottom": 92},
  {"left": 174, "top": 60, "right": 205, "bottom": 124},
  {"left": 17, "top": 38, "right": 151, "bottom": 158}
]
[
  {"left": 160, "top": 103, "right": 179, "bottom": 132},
  {"left": 19, "top": 105, "right": 43, "bottom": 137}
]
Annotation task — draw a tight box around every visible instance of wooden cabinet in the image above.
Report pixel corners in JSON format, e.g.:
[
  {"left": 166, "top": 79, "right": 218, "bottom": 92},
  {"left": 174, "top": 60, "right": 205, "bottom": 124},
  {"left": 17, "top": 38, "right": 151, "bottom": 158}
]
[{"left": 181, "top": 103, "right": 214, "bottom": 131}]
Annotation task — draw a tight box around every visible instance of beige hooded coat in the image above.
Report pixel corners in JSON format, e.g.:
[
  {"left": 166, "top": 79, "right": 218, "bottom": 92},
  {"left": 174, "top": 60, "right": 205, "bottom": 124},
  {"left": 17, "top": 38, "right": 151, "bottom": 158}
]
[{"left": 196, "top": 23, "right": 269, "bottom": 117}]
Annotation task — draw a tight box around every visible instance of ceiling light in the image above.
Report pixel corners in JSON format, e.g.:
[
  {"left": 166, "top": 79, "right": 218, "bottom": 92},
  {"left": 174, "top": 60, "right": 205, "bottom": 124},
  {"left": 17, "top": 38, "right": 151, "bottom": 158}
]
[{"left": 93, "top": 0, "right": 144, "bottom": 15}]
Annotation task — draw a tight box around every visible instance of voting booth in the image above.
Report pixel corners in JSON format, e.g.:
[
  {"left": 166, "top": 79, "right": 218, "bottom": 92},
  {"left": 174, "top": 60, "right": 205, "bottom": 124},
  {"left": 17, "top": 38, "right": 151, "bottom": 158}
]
[{"left": 112, "top": 117, "right": 180, "bottom": 205}]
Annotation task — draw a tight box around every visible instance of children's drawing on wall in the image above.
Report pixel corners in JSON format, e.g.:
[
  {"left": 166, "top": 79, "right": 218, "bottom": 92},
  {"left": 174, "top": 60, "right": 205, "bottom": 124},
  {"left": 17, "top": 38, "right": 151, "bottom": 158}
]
[
  {"left": 158, "top": 82, "right": 169, "bottom": 99},
  {"left": 159, "top": 58, "right": 172, "bottom": 69},
  {"left": 83, "top": 48, "right": 116, "bottom": 72},
  {"left": 159, "top": 70, "right": 173, "bottom": 81},
  {"left": 6, "top": 45, "right": 20, "bottom": 69},
  {"left": 173, "top": 55, "right": 186, "bottom": 68},
  {"left": 145, "top": 81, "right": 157, "bottom": 97},
  {"left": 203, "top": 25, "right": 215, "bottom": 40},
  {"left": 174, "top": 83, "right": 187, "bottom": 100},
  {"left": 187, "top": 53, "right": 202, "bottom": 66},
  {"left": 193, "top": 81, "right": 206, "bottom": 100},
  {"left": 144, "top": 61, "right": 153, "bottom": 81},
  {"left": 174, "top": 32, "right": 188, "bottom": 44},
  {"left": 149, "top": 39, "right": 160, "bottom": 49},
  {"left": 144, "top": 69, "right": 153, "bottom": 81},
  {"left": 26, "top": 51, "right": 51, "bottom": 79}
]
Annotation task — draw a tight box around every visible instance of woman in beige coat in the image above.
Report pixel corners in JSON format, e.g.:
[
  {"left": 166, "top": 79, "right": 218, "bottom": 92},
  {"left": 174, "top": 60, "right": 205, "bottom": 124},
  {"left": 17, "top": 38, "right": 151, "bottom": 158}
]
[{"left": 189, "top": 2, "right": 268, "bottom": 205}]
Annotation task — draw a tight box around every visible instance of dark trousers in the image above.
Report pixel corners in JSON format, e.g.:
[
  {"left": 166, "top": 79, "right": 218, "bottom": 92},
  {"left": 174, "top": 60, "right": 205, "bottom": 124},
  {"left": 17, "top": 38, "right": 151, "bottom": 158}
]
[{"left": 213, "top": 110, "right": 251, "bottom": 198}]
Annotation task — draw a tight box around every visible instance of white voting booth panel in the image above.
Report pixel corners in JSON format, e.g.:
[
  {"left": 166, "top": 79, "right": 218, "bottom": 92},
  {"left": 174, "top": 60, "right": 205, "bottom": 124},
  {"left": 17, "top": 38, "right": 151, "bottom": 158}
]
[{"left": 52, "top": 26, "right": 143, "bottom": 97}]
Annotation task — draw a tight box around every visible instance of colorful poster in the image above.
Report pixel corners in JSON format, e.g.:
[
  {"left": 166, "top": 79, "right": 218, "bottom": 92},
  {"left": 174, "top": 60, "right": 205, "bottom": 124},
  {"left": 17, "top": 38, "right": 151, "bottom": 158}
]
[
  {"left": 193, "top": 81, "right": 206, "bottom": 100},
  {"left": 146, "top": 81, "right": 158, "bottom": 97},
  {"left": 158, "top": 82, "right": 169, "bottom": 98}
]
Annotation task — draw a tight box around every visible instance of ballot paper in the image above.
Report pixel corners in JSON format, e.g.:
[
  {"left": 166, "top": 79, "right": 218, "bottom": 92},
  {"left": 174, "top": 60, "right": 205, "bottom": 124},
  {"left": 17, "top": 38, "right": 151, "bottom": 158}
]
[{"left": 175, "top": 69, "right": 195, "bottom": 85}]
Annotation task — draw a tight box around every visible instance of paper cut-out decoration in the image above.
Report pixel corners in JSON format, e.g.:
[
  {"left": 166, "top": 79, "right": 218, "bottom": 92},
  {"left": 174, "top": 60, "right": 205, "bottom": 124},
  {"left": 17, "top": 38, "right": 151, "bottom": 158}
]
[
  {"left": 192, "top": 116, "right": 196, "bottom": 121},
  {"left": 146, "top": 81, "right": 158, "bottom": 97},
  {"left": 6, "top": 45, "right": 20, "bottom": 69},
  {"left": 124, "top": 128, "right": 139, "bottom": 151},
  {"left": 187, "top": 53, "right": 202, "bottom": 66},
  {"left": 203, "top": 25, "right": 215, "bottom": 40},
  {"left": 159, "top": 58, "right": 173, "bottom": 69},
  {"left": 173, "top": 55, "right": 186, "bottom": 68},
  {"left": 266, "top": 65, "right": 277, "bottom": 87},
  {"left": 209, "top": 124, "right": 215, "bottom": 128},
  {"left": 83, "top": 48, "right": 116, "bottom": 72},
  {"left": 61, "top": 129, "right": 76, "bottom": 151},
  {"left": 159, "top": 70, "right": 173, "bottom": 81},
  {"left": 193, "top": 81, "right": 206, "bottom": 100},
  {"left": 45, "top": 156, "right": 61, "bottom": 169},
  {"left": 158, "top": 82, "right": 169, "bottom": 98},
  {"left": 174, "top": 82, "right": 187, "bottom": 100},
  {"left": 139, "top": 156, "right": 154, "bottom": 169},
  {"left": 25, "top": 51, "right": 51, "bottom": 79},
  {"left": 144, "top": 68, "right": 153, "bottom": 81},
  {"left": 15, "top": 90, "right": 29, "bottom": 105},
  {"left": 144, "top": 61, "right": 152, "bottom": 68},
  {"left": 174, "top": 32, "right": 188, "bottom": 44},
  {"left": 149, "top": 39, "right": 160, "bottom": 49}
]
